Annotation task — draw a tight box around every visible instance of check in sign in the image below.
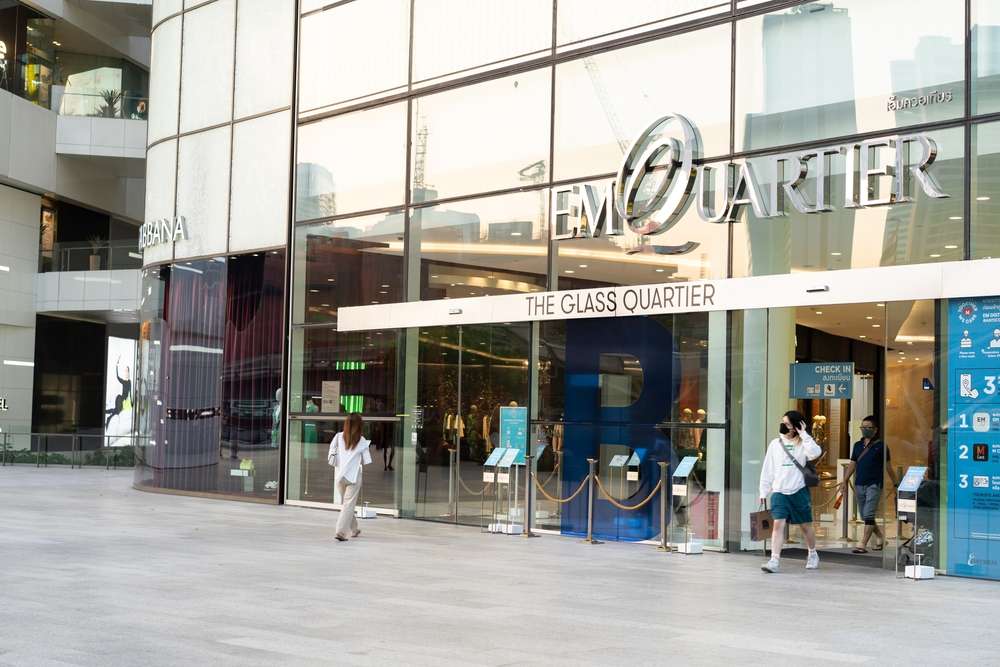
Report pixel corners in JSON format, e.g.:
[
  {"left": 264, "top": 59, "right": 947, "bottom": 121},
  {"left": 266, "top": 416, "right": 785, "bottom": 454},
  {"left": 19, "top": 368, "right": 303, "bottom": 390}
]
[{"left": 789, "top": 362, "right": 854, "bottom": 399}]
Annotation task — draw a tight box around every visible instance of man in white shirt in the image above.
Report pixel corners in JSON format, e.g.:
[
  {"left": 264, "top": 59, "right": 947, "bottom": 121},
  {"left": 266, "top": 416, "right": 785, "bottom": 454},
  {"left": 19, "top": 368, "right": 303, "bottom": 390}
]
[{"left": 758, "top": 410, "right": 823, "bottom": 573}]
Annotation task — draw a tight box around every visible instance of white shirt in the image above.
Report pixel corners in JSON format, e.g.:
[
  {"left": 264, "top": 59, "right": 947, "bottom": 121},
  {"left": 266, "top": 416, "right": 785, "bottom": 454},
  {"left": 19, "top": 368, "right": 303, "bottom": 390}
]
[
  {"left": 758, "top": 432, "right": 822, "bottom": 499},
  {"left": 328, "top": 432, "right": 372, "bottom": 484}
]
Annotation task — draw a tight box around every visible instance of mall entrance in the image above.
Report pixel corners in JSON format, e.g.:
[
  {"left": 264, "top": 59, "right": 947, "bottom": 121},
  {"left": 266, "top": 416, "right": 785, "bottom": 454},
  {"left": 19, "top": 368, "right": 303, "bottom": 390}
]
[{"left": 767, "top": 300, "right": 940, "bottom": 567}]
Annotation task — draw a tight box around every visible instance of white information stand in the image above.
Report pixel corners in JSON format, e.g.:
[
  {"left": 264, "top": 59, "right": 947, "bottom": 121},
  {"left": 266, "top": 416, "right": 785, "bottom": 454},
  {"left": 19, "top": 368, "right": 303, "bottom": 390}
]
[
  {"left": 671, "top": 456, "right": 703, "bottom": 554},
  {"left": 488, "top": 448, "right": 522, "bottom": 535},
  {"left": 896, "top": 466, "right": 933, "bottom": 580},
  {"left": 626, "top": 452, "right": 641, "bottom": 482},
  {"left": 609, "top": 454, "right": 629, "bottom": 499},
  {"left": 482, "top": 448, "right": 507, "bottom": 533}
]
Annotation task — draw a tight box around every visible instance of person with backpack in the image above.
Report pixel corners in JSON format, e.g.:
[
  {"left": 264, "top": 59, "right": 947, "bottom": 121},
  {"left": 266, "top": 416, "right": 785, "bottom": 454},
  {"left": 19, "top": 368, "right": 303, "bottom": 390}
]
[
  {"left": 758, "top": 410, "right": 823, "bottom": 573},
  {"left": 327, "top": 413, "right": 373, "bottom": 542},
  {"left": 837, "top": 415, "right": 899, "bottom": 554}
]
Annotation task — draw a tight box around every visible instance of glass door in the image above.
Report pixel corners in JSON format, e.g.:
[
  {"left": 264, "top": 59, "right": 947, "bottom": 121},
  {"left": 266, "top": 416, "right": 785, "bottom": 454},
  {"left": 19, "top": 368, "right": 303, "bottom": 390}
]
[{"left": 413, "top": 323, "right": 530, "bottom": 525}]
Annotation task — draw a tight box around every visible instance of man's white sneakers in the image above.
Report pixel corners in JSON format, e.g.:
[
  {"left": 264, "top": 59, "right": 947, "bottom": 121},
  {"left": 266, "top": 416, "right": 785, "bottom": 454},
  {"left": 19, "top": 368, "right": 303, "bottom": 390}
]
[
  {"left": 761, "top": 557, "right": 780, "bottom": 573},
  {"left": 806, "top": 551, "right": 820, "bottom": 569}
]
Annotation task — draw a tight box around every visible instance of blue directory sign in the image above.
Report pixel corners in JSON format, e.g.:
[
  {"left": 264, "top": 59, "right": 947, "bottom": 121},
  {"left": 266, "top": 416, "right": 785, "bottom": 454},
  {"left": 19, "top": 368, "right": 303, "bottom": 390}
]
[
  {"left": 499, "top": 406, "right": 529, "bottom": 465},
  {"left": 948, "top": 297, "right": 1000, "bottom": 580},
  {"left": 789, "top": 362, "right": 854, "bottom": 399},
  {"left": 898, "top": 467, "right": 928, "bottom": 493}
]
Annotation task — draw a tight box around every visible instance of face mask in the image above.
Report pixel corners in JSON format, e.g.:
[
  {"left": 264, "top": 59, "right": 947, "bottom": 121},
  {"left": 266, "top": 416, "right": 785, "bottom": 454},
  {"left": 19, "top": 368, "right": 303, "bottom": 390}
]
[
  {"left": 861, "top": 427, "right": 876, "bottom": 439},
  {"left": 779, "top": 423, "right": 791, "bottom": 436}
]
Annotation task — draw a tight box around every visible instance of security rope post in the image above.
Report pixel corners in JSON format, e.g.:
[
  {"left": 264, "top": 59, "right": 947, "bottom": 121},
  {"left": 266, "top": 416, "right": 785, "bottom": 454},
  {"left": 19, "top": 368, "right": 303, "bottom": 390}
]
[
  {"left": 583, "top": 458, "right": 602, "bottom": 544},
  {"left": 448, "top": 447, "right": 457, "bottom": 519},
  {"left": 657, "top": 461, "right": 670, "bottom": 552},
  {"left": 522, "top": 453, "right": 538, "bottom": 538}
]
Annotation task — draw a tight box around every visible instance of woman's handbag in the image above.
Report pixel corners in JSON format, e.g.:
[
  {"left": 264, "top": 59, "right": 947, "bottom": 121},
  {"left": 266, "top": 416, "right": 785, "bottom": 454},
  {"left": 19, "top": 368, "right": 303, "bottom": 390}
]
[
  {"left": 750, "top": 501, "right": 773, "bottom": 542},
  {"left": 782, "top": 443, "right": 819, "bottom": 487}
]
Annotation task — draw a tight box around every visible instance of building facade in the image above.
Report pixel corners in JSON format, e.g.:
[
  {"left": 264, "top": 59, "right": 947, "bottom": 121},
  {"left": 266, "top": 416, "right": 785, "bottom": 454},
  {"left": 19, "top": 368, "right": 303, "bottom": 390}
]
[
  {"left": 141, "top": 0, "right": 1000, "bottom": 579},
  {"left": 0, "top": 0, "right": 151, "bottom": 456}
]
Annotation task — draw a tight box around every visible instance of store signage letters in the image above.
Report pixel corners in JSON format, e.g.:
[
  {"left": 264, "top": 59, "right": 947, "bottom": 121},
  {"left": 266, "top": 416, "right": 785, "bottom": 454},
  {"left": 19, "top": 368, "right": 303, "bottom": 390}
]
[
  {"left": 139, "top": 216, "right": 187, "bottom": 250},
  {"left": 553, "top": 114, "right": 949, "bottom": 252},
  {"left": 525, "top": 281, "right": 716, "bottom": 319},
  {"left": 0, "top": 396, "right": 8, "bottom": 412}
]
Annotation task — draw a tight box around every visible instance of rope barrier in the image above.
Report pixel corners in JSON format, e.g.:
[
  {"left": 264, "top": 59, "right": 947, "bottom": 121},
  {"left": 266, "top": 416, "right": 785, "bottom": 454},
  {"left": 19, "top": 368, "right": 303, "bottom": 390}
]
[
  {"left": 459, "top": 477, "right": 490, "bottom": 496},
  {"left": 534, "top": 474, "right": 589, "bottom": 504},
  {"left": 594, "top": 475, "right": 663, "bottom": 511},
  {"left": 539, "top": 457, "right": 561, "bottom": 487}
]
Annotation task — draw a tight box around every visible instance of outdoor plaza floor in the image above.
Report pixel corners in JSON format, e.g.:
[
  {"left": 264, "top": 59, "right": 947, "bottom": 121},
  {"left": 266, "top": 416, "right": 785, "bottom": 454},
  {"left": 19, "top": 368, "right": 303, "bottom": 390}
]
[{"left": 0, "top": 467, "right": 996, "bottom": 666}]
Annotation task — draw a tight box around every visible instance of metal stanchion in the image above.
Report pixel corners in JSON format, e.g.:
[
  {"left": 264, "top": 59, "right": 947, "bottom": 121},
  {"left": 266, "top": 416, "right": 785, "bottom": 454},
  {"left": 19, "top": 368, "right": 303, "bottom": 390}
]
[
  {"left": 448, "top": 448, "right": 457, "bottom": 519},
  {"left": 657, "top": 461, "right": 670, "bottom": 552},
  {"left": 582, "top": 458, "right": 602, "bottom": 544},
  {"left": 522, "top": 453, "right": 538, "bottom": 538}
]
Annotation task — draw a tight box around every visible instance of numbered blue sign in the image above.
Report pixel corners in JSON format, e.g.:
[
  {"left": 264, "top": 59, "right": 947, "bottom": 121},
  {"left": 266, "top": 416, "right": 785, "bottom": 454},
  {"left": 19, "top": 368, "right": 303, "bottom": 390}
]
[{"left": 948, "top": 296, "right": 1000, "bottom": 580}]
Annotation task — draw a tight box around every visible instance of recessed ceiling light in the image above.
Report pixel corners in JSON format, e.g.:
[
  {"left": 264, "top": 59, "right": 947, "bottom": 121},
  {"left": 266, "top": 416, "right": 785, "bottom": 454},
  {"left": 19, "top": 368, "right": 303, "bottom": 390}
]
[
  {"left": 949, "top": 216, "right": 962, "bottom": 221},
  {"left": 815, "top": 311, "right": 823, "bottom": 315},
  {"left": 309, "top": 289, "right": 319, "bottom": 293},
  {"left": 977, "top": 196, "right": 991, "bottom": 201},
  {"left": 579, "top": 264, "right": 588, "bottom": 268},
  {"left": 371, "top": 300, "right": 379, "bottom": 304},
  {"left": 877, "top": 303, "right": 885, "bottom": 307},
  {"left": 655, "top": 268, "right": 665, "bottom": 273},
  {"left": 866, "top": 316, "right": 873, "bottom": 320},
  {"left": 321, "top": 303, "right": 330, "bottom": 307},
  {"left": 830, "top": 252, "right": 842, "bottom": 257},
  {"left": 511, "top": 232, "right": 522, "bottom": 237},
  {"left": 929, "top": 253, "right": 941, "bottom": 258},
  {"left": 381, "top": 284, "right": 390, "bottom": 288},
  {"left": 916, "top": 357, "right": 921, "bottom": 361},
  {"left": 872, "top": 324, "right": 881, "bottom": 328},
  {"left": 945, "top": 245, "right": 959, "bottom": 250},
  {"left": 907, "top": 341, "right": 913, "bottom": 345},
  {"left": 327, "top": 278, "right": 335, "bottom": 282},
  {"left": 431, "top": 274, "right": 439, "bottom": 279},
  {"left": 564, "top": 269, "right": 575, "bottom": 274},
  {"left": 859, "top": 335, "right": 867, "bottom": 339}
]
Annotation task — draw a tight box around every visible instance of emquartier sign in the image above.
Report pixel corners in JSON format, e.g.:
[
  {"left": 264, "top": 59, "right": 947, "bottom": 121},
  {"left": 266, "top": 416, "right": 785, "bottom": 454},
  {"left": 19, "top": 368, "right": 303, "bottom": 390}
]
[{"left": 552, "top": 114, "right": 948, "bottom": 253}]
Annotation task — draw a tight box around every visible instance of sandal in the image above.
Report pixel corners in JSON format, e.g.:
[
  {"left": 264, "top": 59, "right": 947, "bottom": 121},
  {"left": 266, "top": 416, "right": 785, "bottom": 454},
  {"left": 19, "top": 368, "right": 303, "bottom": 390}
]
[
  {"left": 334, "top": 534, "right": 348, "bottom": 542},
  {"left": 873, "top": 542, "right": 884, "bottom": 551},
  {"left": 852, "top": 547, "right": 869, "bottom": 554}
]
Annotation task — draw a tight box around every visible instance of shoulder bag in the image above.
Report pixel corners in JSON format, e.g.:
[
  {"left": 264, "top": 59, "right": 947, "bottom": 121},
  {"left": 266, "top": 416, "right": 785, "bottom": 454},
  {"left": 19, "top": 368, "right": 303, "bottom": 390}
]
[{"left": 781, "top": 441, "right": 819, "bottom": 488}]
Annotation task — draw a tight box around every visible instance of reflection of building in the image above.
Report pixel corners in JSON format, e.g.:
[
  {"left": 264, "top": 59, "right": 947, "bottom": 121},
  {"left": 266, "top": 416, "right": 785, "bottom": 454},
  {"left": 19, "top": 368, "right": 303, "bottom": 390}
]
[{"left": 296, "top": 163, "right": 337, "bottom": 220}]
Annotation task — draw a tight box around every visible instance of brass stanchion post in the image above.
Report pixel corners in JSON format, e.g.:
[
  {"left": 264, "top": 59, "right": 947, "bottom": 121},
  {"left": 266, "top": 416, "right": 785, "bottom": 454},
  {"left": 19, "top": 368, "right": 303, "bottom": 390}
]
[
  {"left": 657, "top": 461, "right": 670, "bottom": 552},
  {"left": 583, "top": 458, "right": 602, "bottom": 544},
  {"left": 522, "top": 453, "right": 538, "bottom": 538}
]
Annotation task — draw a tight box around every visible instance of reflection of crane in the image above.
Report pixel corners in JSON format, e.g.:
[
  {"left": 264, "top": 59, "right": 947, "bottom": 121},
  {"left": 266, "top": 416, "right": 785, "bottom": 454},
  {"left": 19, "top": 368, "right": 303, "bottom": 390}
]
[
  {"left": 519, "top": 160, "right": 547, "bottom": 240},
  {"left": 413, "top": 121, "right": 430, "bottom": 192},
  {"left": 583, "top": 56, "right": 629, "bottom": 153}
]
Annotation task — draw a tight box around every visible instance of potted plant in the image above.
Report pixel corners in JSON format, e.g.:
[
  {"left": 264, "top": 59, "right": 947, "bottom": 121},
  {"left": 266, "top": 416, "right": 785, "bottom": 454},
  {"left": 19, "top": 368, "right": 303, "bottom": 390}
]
[
  {"left": 87, "top": 235, "right": 103, "bottom": 270},
  {"left": 96, "top": 89, "right": 122, "bottom": 118}
]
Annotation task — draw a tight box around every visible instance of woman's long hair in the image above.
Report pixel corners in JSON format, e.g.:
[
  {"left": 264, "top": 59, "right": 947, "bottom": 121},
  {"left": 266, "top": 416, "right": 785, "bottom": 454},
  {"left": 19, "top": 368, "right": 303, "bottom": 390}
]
[{"left": 343, "top": 412, "right": 363, "bottom": 450}]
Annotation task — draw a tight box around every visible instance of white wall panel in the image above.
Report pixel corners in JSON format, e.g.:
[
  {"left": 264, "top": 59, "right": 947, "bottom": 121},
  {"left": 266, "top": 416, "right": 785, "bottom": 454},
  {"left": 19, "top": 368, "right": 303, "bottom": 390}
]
[
  {"left": 229, "top": 111, "right": 290, "bottom": 252},
  {"left": 143, "top": 139, "right": 177, "bottom": 266},
  {"left": 179, "top": 0, "right": 236, "bottom": 133},
  {"left": 234, "top": 0, "right": 295, "bottom": 119},
  {"left": 8, "top": 97, "right": 56, "bottom": 191},
  {"left": 153, "top": 0, "right": 183, "bottom": 26},
  {"left": 148, "top": 16, "right": 182, "bottom": 144},
  {"left": 174, "top": 126, "right": 231, "bottom": 259}
]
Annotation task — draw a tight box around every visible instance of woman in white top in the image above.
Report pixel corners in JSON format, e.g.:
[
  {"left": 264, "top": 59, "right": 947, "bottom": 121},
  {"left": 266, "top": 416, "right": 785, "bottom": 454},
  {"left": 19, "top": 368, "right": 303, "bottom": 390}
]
[
  {"left": 758, "top": 410, "right": 823, "bottom": 573},
  {"left": 328, "top": 413, "right": 373, "bottom": 541}
]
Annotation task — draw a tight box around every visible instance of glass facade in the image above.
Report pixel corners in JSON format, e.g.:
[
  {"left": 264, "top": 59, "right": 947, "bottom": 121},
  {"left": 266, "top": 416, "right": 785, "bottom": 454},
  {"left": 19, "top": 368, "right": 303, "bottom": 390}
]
[
  {"left": 142, "top": 0, "right": 1000, "bottom": 580},
  {"left": 135, "top": 251, "right": 286, "bottom": 501}
]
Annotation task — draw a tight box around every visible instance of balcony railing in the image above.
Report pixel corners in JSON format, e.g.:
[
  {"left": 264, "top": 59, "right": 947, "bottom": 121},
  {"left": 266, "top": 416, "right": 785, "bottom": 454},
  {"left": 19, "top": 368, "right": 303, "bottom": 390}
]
[
  {"left": 57, "top": 92, "right": 148, "bottom": 120},
  {"left": 41, "top": 240, "right": 142, "bottom": 273}
]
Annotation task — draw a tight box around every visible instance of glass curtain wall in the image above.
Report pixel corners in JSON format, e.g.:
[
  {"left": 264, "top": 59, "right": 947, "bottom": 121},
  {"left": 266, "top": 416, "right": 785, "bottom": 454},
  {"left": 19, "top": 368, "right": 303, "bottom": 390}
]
[
  {"left": 135, "top": 251, "right": 285, "bottom": 501},
  {"left": 291, "top": 0, "right": 990, "bottom": 551}
]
